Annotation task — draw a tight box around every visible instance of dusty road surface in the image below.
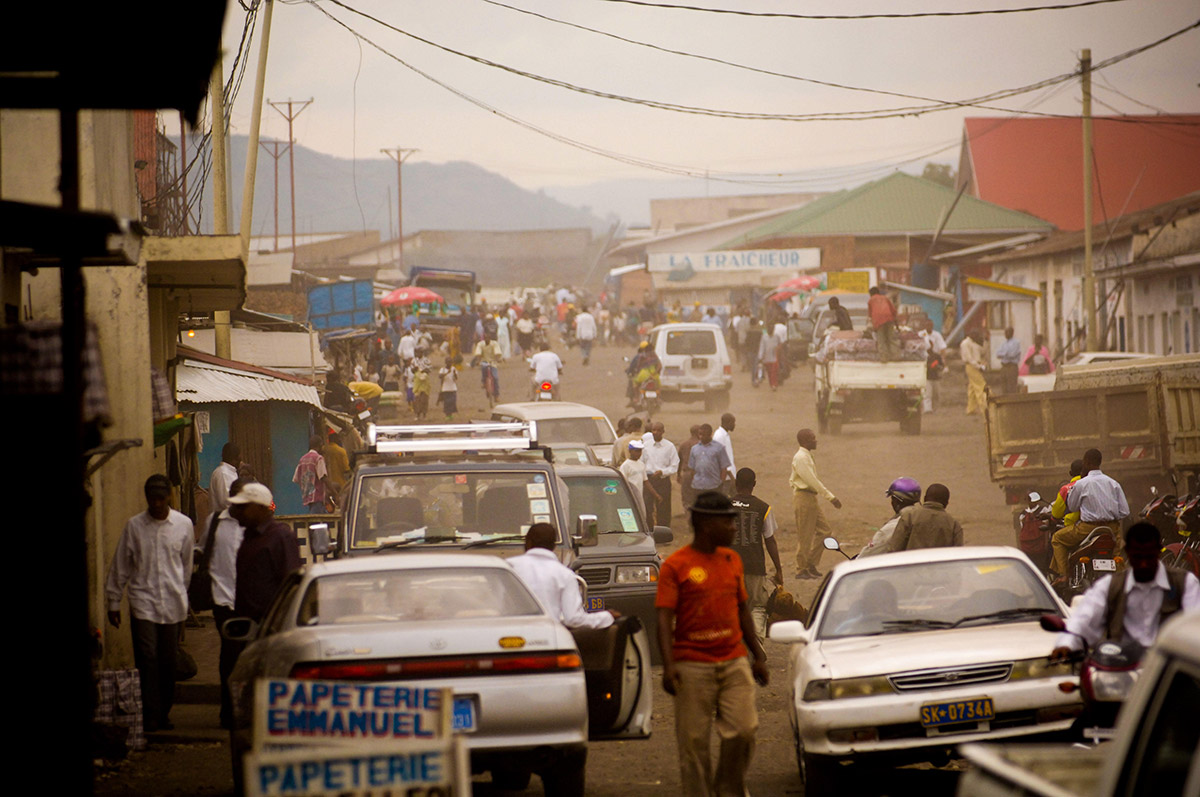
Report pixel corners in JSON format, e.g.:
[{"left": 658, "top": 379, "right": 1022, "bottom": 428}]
[{"left": 96, "top": 334, "right": 1013, "bottom": 796}]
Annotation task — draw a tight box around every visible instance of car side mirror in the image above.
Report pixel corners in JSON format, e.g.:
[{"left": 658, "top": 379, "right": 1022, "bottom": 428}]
[
  {"left": 652, "top": 525, "right": 674, "bottom": 544},
  {"left": 309, "top": 523, "right": 331, "bottom": 557},
  {"left": 222, "top": 616, "right": 259, "bottom": 643},
  {"left": 769, "top": 620, "right": 810, "bottom": 645},
  {"left": 573, "top": 514, "right": 599, "bottom": 547}
]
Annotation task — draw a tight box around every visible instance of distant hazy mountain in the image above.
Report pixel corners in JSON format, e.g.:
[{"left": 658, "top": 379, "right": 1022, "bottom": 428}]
[
  {"left": 544, "top": 176, "right": 771, "bottom": 229},
  {"left": 207, "top": 136, "right": 612, "bottom": 238}
]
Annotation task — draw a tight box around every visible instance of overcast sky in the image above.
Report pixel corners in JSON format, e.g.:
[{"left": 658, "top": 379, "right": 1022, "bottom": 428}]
[{"left": 217, "top": 0, "right": 1200, "bottom": 193}]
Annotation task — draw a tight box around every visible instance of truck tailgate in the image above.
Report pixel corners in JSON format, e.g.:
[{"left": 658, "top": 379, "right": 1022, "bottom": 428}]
[
  {"left": 984, "top": 384, "right": 1165, "bottom": 487},
  {"left": 958, "top": 743, "right": 1105, "bottom": 797},
  {"left": 827, "top": 361, "right": 926, "bottom": 389}
]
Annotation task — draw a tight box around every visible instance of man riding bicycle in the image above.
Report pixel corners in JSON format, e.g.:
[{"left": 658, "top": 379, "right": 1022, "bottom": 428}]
[{"left": 471, "top": 331, "right": 505, "bottom": 402}]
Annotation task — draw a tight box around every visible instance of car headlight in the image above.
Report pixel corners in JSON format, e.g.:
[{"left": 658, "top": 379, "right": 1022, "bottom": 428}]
[
  {"left": 1010, "top": 657, "right": 1076, "bottom": 680},
  {"left": 830, "top": 676, "right": 894, "bottom": 700},
  {"left": 803, "top": 679, "right": 831, "bottom": 701},
  {"left": 615, "top": 565, "right": 658, "bottom": 584}
]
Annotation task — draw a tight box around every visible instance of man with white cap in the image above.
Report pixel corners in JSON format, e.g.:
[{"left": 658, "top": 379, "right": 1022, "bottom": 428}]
[
  {"left": 620, "top": 439, "right": 658, "bottom": 519},
  {"left": 230, "top": 483, "right": 300, "bottom": 623}
]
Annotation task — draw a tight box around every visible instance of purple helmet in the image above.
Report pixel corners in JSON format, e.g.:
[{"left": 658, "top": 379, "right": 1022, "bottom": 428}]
[{"left": 886, "top": 477, "right": 922, "bottom": 506}]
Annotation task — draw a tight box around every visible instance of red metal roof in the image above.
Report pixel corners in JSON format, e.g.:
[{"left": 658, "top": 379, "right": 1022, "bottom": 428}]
[{"left": 959, "top": 115, "right": 1200, "bottom": 230}]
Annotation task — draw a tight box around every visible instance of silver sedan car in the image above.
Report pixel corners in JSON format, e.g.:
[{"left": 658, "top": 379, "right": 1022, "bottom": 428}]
[{"left": 228, "top": 553, "right": 651, "bottom": 794}]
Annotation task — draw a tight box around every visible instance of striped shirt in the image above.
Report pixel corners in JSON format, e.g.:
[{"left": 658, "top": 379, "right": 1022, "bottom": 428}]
[{"left": 1065, "top": 468, "right": 1129, "bottom": 523}]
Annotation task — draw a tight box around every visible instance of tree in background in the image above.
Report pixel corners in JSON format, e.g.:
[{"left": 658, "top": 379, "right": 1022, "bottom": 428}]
[{"left": 921, "top": 162, "right": 957, "bottom": 188}]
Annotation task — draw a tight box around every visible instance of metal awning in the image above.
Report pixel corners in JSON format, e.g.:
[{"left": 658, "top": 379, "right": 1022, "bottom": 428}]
[
  {"left": 883, "top": 281, "right": 955, "bottom": 301},
  {"left": 144, "top": 235, "right": 246, "bottom": 312},
  {"left": 965, "top": 277, "right": 1041, "bottom": 302},
  {"left": 176, "top": 359, "right": 322, "bottom": 409},
  {"left": 608, "top": 263, "right": 646, "bottom": 278}
]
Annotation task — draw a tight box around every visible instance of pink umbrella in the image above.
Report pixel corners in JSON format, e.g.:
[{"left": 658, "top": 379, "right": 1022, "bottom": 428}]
[
  {"left": 380, "top": 286, "right": 444, "bottom": 306},
  {"left": 777, "top": 275, "right": 822, "bottom": 292}
]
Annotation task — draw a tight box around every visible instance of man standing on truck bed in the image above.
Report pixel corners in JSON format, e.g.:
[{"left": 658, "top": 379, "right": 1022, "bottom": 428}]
[
  {"left": 868, "top": 286, "right": 900, "bottom": 361},
  {"left": 1053, "top": 448, "right": 1129, "bottom": 577}
]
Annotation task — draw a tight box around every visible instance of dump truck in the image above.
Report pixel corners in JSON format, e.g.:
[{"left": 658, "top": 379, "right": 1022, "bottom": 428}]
[
  {"left": 984, "top": 354, "right": 1200, "bottom": 507},
  {"left": 408, "top": 265, "right": 478, "bottom": 341}
]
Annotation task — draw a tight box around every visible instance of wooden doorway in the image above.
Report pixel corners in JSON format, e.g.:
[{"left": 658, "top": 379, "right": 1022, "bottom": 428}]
[{"left": 229, "top": 403, "right": 273, "bottom": 491}]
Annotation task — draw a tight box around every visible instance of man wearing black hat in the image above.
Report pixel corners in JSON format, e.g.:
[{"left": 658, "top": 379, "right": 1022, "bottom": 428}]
[
  {"left": 105, "top": 474, "right": 195, "bottom": 732},
  {"left": 656, "top": 491, "right": 768, "bottom": 796}
]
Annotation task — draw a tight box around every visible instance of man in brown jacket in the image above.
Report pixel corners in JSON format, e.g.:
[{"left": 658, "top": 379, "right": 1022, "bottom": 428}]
[{"left": 888, "top": 483, "right": 963, "bottom": 552}]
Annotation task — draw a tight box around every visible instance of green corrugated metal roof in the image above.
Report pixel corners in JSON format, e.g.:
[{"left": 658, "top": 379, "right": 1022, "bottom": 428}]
[{"left": 717, "top": 172, "right": 1054, "bottom": 249}]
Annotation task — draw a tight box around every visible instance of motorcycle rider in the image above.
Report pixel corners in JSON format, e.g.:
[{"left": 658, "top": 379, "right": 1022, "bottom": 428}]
[
  {"left": 626, "top": 340, "right": 662, "bottom": 406},
  {"left": 528, "top": 340, "right": 563, "bottom": 399},
  {"left": 1053, "top": 448, "right": 1129, "bottom": 578},
  {"left": 858, "top": 477, "right": 922, "bottom": 558},
  {"left": 1050, "top": 522, "right": 1199, "bottom": 662},
  {"left": 471, "top": 329, "right": 505, "bottom": 400},
  {"left": 1050, "top": 459, "right": 1084, "bottom": 527}
]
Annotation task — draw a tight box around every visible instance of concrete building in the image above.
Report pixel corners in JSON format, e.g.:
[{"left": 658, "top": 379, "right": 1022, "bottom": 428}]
[{"left": 648, "top": 192, "right": 825, "bottom": 234}]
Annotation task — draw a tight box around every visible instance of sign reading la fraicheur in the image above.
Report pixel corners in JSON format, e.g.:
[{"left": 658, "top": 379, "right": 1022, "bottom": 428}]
[{"left": 648, "top": 249, "right": 820, "bottom": 273}]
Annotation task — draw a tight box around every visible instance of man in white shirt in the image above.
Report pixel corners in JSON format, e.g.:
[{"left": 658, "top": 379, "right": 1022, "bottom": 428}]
[
  {"left": 509, "top": 523, "right": 618, "bottom": 630},
  {"left": 210, "top": 443, "right": 240, "bottom": 518},
  {"left": 960, "top": 329, "right": 988, "bottom": 415},
  {"left": 206, "top": 479, "right": 247, "bottom": 728},
  {"left": 1052, "top": 522, "right": 1198, "bottom": 659},
  {"left": 712, "top": 414, "right": 737, "bottom": 495},
  {"left": 105, "top": 474, "right": 195, "bottom": 732},
  {"left": 919, "top": 321, "right": 948, "bottom": 413},
  {"left": 641, "top": 422, "right": 679, "bottom": 526},
  {"left": 398, "top": 330, "right": 417, "bottom": 363},
  {"left": 574, "top": 309, "right": 598, "bottom": 365},
  {"left": 528, "top": 341, "right": 564, "bottom": 399}
]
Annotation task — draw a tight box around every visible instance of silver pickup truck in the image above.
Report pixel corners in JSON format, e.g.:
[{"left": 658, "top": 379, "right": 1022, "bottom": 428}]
[{"left": 957, "top": 610, "right": 1200, "bottom": 797}]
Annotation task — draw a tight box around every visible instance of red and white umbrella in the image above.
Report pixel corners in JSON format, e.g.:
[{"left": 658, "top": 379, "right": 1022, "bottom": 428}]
[
  {"left": 769, "top": 274, "right": 823, "bottom": 301},
  {"left": 380, "top": 286, "right": 445, "bottom": 306}
]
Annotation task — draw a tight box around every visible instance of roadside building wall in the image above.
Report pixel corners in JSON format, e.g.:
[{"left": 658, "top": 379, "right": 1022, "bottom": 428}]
[{"left": 649, "top": 193, "right": 824, "bottom": 234}]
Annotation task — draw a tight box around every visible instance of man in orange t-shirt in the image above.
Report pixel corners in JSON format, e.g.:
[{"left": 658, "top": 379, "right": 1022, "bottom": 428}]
[{"left": 656, "top": 491, "right": 768, "bottom": 796}]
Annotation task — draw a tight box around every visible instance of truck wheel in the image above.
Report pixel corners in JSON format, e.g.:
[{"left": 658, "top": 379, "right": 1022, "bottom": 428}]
[
  {"left": 715, "top": 390, "right": 731, "bottom": 411},
  {"left": 828, "top": 414, "right": 843, "bottom": 435},
  {"left": 900, "top": 413, "right": 922, "bottom": 435},
  {"left": 540, "top": 748, "right": 586, "bottom": 797}
]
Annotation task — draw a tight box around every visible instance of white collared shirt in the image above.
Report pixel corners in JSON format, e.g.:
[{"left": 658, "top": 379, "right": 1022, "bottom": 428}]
[
  {"left": 508, "top": 548, "right": 614, "bottom": 630},
  {"left": 1065, "top": 468, "right": 1130, "bottom": 522},
  {"left": 640, "top": 433, "right": 680, "bottom": 477},
  {"left": 1057, "top": 563, "right": 1200, "bottom": 650},
  {"left": 209, "top": 510, "right": 245, "bottom": 610},
  {"left": 105, "top": 509, "right": 195, "bottom": 624},
  {"left": 210, "top": 461, "right": 238, "bottom": 515}
]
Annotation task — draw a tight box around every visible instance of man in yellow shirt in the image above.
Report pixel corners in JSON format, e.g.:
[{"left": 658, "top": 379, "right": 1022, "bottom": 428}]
[
  {"left": 1050, "top": 459, "right": 1083, "bottom": 526},
  {"left": 324, "top": 432, "right": 351, "bottom": 496},
  {"left": 789, "top": 429, "right": 843, "bottom": 579}
]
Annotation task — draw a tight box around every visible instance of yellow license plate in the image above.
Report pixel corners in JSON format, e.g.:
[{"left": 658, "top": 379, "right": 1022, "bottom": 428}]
[{"left": 920, "top": 697, "right": 994, "bottom": 727}]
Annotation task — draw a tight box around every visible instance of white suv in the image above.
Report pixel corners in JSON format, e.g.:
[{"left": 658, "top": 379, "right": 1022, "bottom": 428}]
[{"left": 648, "top": 322, "right": 733, "bottom": 411}]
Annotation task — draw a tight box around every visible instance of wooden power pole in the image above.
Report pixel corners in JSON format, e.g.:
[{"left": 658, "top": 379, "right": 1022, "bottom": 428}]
[
  {"left": 381, "top": 147, "right": 418, "bottom": 273},
  {"left": 259, "top": 139, "right": 291, "bottom": 251},
  {"left": 268, "top": 98, "right": 312, "bottom": 252},
  {"left": 1081, "top": 48, "right": 1097, "bottom": 351}
]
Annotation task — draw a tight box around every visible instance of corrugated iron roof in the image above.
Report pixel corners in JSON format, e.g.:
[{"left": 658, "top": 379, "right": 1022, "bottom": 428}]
[
  {"left": 176, "top": 360, "right": 322, "bottom": 408},
  {"left": 717, "top": 173, "right": 1053, "bottom": 249}
]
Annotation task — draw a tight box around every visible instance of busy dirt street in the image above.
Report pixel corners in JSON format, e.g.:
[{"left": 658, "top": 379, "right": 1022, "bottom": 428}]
[{"left": 97, "top": 334, "right": 1010, "bottom": 797}]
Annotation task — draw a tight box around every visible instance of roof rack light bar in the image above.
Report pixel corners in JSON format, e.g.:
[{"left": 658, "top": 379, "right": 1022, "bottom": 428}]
[{"left": 368, "top": 421, "right": 539, "bottom": 454}]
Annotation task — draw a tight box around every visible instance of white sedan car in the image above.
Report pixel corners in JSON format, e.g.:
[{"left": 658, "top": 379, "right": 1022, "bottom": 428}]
[
  {"left": 769, "top": 546, "right": 1081, "bottom": 791},
  {"left": 228, "top": 553, "right": 651, "bottom": 794}
]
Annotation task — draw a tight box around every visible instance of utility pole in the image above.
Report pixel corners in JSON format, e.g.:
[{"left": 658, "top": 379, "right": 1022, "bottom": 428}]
[
  {"left": 268, "top": 97, "right": 313, "bottom": 252},
  {"left": 259, "top": 139, "right": 291, "bottom": 251},
  {"left": 239, "top": 0, "right": 276, "bottom": 258},
  {"left": 210, "top": 53, "right": 232, "bottom": 359},
  {"left": 381, "top": 147, "right": 418, "bottom": 272},
  {"left": 1081, "top": 48, "right": 1098, "bottom": 351}
]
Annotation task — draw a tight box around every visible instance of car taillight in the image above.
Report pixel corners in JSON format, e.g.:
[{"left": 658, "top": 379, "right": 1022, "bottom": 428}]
[
  {"left": 723, "top": 365, "right": 731, "bottom": 375},
  {"left": 290, "top": 652, "right": 582, "bottom": 681}
]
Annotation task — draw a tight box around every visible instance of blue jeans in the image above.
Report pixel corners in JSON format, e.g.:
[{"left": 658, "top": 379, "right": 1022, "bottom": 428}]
[{"left": 480, "top": 364, "right": 499, "bottom": 396}]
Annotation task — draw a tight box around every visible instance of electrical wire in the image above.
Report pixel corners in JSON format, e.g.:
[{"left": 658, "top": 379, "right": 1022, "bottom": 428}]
[
  {"left": 322, "top": 0, "right": 1200, "bottom": 125},
  {"left": 587, "top": 0, "right": 1128, "bottom": 19}
]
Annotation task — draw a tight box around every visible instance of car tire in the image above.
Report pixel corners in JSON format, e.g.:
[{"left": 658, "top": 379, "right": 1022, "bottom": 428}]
[
  {"left": 491, "top": 768, "right": 532, "bottom": 791},
  {"left": 540, "top": 747, "right": 586, "bottom": 797}
]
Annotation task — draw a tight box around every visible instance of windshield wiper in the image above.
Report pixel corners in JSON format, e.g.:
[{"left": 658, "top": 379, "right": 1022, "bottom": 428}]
[
  {"left": 599, "top": 529, "right": 644, "bottom": 535},
  {"left": 462, "top": 534, "right": 527, "bottom": 549},
  {"left": 951, "top": 607, "right": 1050, "bottom": 628},
  {"left": 372, "top": 537, "right": 426, "bottom": 553},
  {"left": 881, "top": 618, "right": 955, "bottom": 631}
]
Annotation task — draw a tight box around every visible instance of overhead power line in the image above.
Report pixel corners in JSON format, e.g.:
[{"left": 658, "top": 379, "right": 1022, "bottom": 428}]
[
  {"left": 321, "top": 0, "right": 1200, "bottom": 126},
  {"left": 587, "top": 0, "right": 1128, "bottom": 19}
]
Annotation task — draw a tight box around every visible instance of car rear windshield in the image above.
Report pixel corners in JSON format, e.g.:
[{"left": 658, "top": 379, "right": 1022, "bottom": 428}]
[
  {"left": 296, "top": 568, "right": 543, "bottom": 625},
  {"left": 536, "top": 417, "right": 614, "bottom": 446},
  {"left": 665, "top": 330, "right": 717, "bottom": 356},
  {"left": 817, "top": 558, "right": 1058, "bottom": 639},
  {"left": 564, "top": 475, "right": 645, "bottom": 535},
  {"left": 351, "top": 471, "right": 559, "bottom": 549}
]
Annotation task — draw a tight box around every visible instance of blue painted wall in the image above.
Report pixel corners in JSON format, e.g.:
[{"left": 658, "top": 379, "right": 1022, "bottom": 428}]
[
  {"left": 194, "top": 403, "right": 231, "bottom": 494},
  {"left": 271, "top": 403, "right": 314, "bottom": 515}
]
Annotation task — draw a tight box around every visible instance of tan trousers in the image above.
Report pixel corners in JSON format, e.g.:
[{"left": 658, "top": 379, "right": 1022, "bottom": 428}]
[
  {"left": 1051, "top": 520, "right": 1106, "bottom": 575},
  {"left": 744, "top": 574, "right": 772, "bottom": 641},
  {"left": 793, "top": 490, "right": 831, "bottom": 572},
  {"left": 674, "top": 658, "right": 758, "bottom": 797},
  {"left": 966, "top": 364, "right": 987, "bottom": 415}
]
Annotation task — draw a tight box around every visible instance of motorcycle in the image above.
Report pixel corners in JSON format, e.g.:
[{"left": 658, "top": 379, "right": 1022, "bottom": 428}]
[
  {"left": 352, "top": 396, "right": 374, "bottom": 435},
  {"left": 532, "top": 379, "right": 556, "bottom": 401},
  {"left": 1017, "top": 491, "right": 1057, "bottom": 575},
  {"left": 1040, "top": 614, "right": 1143, "bottom": 743},
  {"left": 1161, "top": 493, "right": 1200, "bottom": 577},
  {"left": 1139, "top": 485, "right": 1180, "bottom": 541},
  {"left": 632, "top": 375, "right": 661, "bottom": 415},
  {"left": 1056, "top": 524, "right": 1121, "bottom": 602}
]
